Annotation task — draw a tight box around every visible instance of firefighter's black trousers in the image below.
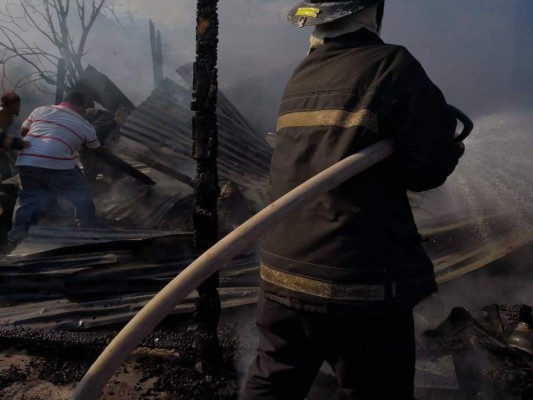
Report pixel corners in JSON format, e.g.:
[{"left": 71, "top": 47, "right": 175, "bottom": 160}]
[{"left": 241, "top": 293, "right": 416, "bottom": 400}]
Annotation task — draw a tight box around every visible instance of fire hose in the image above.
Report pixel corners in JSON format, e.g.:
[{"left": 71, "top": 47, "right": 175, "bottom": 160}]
[{"left": 70, "top": 107, "right": 473, "bottom": 400}]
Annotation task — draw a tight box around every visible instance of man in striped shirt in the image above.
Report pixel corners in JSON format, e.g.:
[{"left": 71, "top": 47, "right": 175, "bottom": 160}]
[{"left": 8, "top": 91, "right": 102, "bottom": 248}]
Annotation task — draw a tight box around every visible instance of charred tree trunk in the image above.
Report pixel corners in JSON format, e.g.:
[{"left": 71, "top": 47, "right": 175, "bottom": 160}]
[
  {"left": 149, "top": 19, "right": 164, "bottom": 88},
  {"left": 190, "top": 0, "right": 221, "bottom": 369}
]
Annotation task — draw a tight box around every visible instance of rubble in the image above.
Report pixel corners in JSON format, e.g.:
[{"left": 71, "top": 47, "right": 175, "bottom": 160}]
[
  {"left": 419, "top": 304, "right": 533, "bottom": 399},
  {"left": 0, "top": 228, "right": 259, "bottom": 329},
  {"left": 0, "top": 321, "right": 247, "bottom": 400},
  {"left": 115, "top": 76, "right": 272, "bottom": 193}
]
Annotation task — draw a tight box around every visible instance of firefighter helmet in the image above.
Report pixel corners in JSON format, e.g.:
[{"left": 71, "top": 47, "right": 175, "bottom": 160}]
[{"left": 288, "top": 0, "right": 384, "bottom": 27}]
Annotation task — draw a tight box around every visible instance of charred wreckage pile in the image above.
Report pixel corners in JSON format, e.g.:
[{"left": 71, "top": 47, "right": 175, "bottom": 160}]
[
  {"left": 0, "top": 63, "right": 268, "bottom": 398},
  {"left": 0, "top": 64, "right": 532, "bottom": 398}
]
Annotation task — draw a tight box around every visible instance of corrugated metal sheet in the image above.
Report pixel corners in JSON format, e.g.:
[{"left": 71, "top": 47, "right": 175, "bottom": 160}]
[
  {"left": 0, "top": 248, "right": 259, "bottom": 302},
  {"left": 0, "top": 212, "right": 530, "bottom": 330},
  {"left": 92, "top": 171, "right": 194, "bottom": 228},
  {"left": 119, "top": 78, "right": 273, "bottom": 191},
  {"left": 0, "top": 289, "right": 259, "bottom": 330},
  {"left": 8, "top": 226, "right": 192, "bottom": 257},
  {"left": 0, "top": 226, "right": 260, "bottom": 330}
]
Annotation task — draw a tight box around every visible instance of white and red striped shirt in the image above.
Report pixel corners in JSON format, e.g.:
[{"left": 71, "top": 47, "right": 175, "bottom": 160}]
[{"left": 17, "top": 103, "right": 101, "bottom": 169}]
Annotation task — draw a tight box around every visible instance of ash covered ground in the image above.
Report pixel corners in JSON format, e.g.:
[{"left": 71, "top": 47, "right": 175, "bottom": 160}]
[
  {"left": 0, "top": 308, "right": 337, "bottom": 400},
  {"left": 0, "top": 314, "right": 251, "bottom": 400}
]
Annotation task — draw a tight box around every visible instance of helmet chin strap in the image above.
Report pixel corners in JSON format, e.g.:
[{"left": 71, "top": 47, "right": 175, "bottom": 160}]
[{"left": 376, "top": 2, "right": 384, "bottom": 34}]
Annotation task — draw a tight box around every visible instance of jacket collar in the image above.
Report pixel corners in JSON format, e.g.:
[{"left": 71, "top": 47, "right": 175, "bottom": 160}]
[
  {"left": 309, "top": 28, "right": 384, "bottom": 54},
  {"left": 326, "top": 27, "right": 384, "bottom": 47}
]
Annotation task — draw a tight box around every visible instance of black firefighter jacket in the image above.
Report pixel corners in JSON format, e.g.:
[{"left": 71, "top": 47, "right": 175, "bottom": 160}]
[{"left": 260, "top": 29, "right": 460, "bottom": 312}]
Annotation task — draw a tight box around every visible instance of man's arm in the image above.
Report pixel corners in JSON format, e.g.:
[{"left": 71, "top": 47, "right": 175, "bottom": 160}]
[
  {"left": 83, "top": 120, "right": 102, "bottom": 152},
  {"left": 91, "top": 111, "right": 116, "bottom": 144},
  {"left": 20, "top": 110, "right": 34, "bottom": 137},
  {"left": 0, "top": 129, "right": 30, "bottom": 150},
  {"left": 392, "top": 50, "right": 464, "bottom": 192}
]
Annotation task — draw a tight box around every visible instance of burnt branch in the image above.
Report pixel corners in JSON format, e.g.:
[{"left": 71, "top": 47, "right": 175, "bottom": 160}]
[{"left": 0, "top": 0, "right": 106, "bottom": 90}]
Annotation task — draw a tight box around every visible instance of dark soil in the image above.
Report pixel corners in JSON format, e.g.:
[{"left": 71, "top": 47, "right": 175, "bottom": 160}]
[{"left": 0, "top": 320, "right": 247, "bottom": 400}]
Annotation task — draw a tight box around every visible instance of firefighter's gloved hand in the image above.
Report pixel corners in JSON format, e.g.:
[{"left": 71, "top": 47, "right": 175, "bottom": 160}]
[{"left": 454, "top": 132, "right": 465, "bottom": 159}]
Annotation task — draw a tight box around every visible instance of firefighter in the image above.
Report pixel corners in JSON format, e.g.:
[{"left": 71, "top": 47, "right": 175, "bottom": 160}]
[{"left": 241, "top": 1, "right": 465, "bottom": 399}]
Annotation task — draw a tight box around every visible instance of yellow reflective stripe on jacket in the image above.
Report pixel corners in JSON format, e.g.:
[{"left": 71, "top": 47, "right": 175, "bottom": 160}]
[
  {"left": 260, "top": 263, "right": 385, "bottom": 301},
  {"left": 276, "top": 108, "right": 378, "bottom": 133}
]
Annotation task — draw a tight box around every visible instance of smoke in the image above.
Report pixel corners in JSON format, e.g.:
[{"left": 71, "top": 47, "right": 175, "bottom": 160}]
[
  {"left": 2, "top": 0, "right": 531, "bottom": 119},
  {"left": 415, "top": 243, "right": 533, "bottom": 332},
  {"left": 197, "top": 0, "right": 532, "bottom": 133},
  {"left": 4, "top": 0, "right": 530, "bottom": 128}
]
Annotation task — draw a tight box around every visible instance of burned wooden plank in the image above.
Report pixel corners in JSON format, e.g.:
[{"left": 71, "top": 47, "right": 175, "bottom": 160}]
[
  {"left": 149, "top": 19, "right": 164, "bottom": 88},
  {"left": 93, "top": 150, "right": 156, "bottom": 185},
  {"left": 74, "top": 65, "right": 135, "bottom": 112}
]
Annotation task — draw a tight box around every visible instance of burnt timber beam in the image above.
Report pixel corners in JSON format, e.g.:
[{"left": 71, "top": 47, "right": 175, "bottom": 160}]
[
  {"left": 55, "top": 59, "right": 67, "bottom": 105},
  {"left": 149, "top": 19, "right": 164, "bottom": 88},
  {"left": 190, "top": 0, "right": 222, "bottom": 366}
]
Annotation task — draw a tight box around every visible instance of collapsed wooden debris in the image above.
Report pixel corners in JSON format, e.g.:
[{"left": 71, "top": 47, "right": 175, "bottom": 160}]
[
  {"left": 74, "top": 65, "right": 136, "bottom": 112},
  {"left": 0, "top": 66, "right": 271, "bottom": 330}
]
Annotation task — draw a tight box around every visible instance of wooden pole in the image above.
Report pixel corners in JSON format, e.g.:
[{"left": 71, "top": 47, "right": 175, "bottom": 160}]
[
  {"left": 190, "top": 0, "right": 221, "bottom": 368},
  {"left": 149, "top": 19, "right": 164, "bottom": 88},
  {"left": 156, "top": 30, "right": 164, "bottom": 83}
]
